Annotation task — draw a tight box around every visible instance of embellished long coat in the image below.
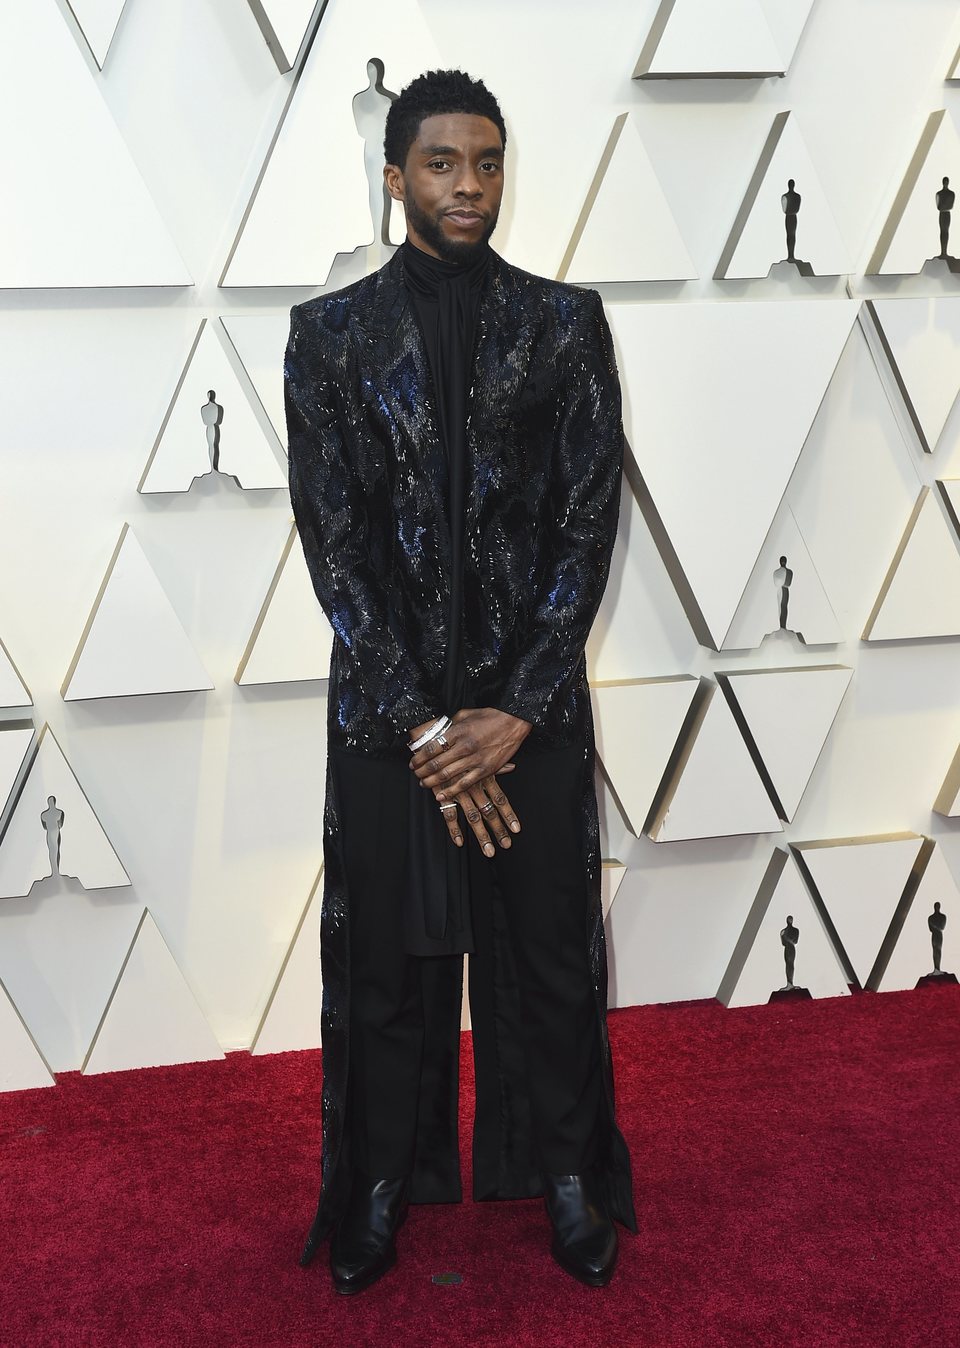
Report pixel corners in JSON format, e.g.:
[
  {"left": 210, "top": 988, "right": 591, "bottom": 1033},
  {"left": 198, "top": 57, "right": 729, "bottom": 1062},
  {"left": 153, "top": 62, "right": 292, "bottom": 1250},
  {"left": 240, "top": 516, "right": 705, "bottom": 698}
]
[{"left": 283, "top": 244, "right": 636, "bottom": 1263}]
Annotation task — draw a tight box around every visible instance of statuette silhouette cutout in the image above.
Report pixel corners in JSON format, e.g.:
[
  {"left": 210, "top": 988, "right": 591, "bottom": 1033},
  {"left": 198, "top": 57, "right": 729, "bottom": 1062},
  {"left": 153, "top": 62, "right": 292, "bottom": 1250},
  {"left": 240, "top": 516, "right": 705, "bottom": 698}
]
[
  {"left": 780, "top": 915, "right": 798, "bottom": 984},
  {"left": 201, "top": 391, "right": 222, "bottom": 472},
  {"left": 782, "top": 179, "right": 801, "bottom": 261},
  {"left": 197, "top": 391, "right": 241, "bottom": 487},
  {"left": 770, "top": 913, "right": 811, "bottom": 1000},
  {"left": 937, "top": 177, "right": 956, "bottom": 260},
  {"left": 916, "top": 901, "right": 958, "bottom": 986},
  {"left": 41, "top": 795, "right": 64, "bottom": 878},
  {"left": 929, "top": 901, "right": 946, "bottom": 969},
  {"left": 768, "top": 554, "right": 808, "bottom": 644},
  {"left": 774, "top": 555, "right": 793, "bottom": 630},
  {"left": 352, "top": 59, "right": 399, "bottom": 246}
]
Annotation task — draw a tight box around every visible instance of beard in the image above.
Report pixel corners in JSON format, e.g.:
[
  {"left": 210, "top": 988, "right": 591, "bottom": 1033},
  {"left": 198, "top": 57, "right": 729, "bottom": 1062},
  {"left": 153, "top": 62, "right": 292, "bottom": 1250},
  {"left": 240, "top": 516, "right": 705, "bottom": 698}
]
[{"left": 402, "top": 188, "right": 498, "bottom": 264}]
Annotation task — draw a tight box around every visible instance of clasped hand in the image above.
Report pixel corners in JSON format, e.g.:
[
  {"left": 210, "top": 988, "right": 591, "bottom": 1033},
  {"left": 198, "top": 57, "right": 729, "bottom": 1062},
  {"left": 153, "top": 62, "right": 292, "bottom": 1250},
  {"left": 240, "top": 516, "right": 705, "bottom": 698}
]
[{"left": 408, "top": 707, "right": 531, "bottom": 857}]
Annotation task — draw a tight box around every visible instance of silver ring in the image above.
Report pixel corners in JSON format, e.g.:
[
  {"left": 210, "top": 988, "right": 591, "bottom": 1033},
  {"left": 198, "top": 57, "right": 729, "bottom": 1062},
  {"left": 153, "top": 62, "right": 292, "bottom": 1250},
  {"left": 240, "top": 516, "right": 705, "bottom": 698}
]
[
  {"left": 435, "top": 734, "right": 448, "bottom": 749},
  {"left": 439, "top": 801, "right": 457, "bottom": 813},
  {"left": 480, "top": 801, "right": 496, "bottom": 815}
]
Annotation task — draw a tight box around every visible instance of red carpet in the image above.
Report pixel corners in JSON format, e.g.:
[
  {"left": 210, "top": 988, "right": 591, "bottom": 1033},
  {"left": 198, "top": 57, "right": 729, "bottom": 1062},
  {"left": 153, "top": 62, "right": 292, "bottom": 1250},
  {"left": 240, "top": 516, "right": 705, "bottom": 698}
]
[{"left": 2, "top": 987, "right": 958, "bottom": 1347}]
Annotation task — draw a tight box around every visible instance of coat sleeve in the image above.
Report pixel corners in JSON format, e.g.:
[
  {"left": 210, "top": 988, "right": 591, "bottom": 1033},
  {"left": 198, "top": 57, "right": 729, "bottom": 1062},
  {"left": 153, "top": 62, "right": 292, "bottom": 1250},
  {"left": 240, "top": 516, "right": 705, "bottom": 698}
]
[
  {"left": 284, "top": 304, "right": 442, "bottom": 738},
  {"left": 493, "top": 290, "right": 623, "bottom": 730}
]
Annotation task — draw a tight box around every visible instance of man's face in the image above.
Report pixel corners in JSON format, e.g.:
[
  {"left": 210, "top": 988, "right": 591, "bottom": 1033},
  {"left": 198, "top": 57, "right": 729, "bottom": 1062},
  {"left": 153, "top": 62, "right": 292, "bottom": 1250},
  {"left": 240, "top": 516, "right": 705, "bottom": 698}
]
[{"left": 384, "top": 112, "right": 504, "bottom": 264}]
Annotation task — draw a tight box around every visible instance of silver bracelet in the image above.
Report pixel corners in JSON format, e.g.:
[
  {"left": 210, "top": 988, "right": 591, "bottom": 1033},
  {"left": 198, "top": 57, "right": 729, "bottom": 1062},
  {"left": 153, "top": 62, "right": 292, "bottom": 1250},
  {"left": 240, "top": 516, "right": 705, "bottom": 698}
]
[{"left": 408, "top": 714, "right": 451, "bottom": 753}]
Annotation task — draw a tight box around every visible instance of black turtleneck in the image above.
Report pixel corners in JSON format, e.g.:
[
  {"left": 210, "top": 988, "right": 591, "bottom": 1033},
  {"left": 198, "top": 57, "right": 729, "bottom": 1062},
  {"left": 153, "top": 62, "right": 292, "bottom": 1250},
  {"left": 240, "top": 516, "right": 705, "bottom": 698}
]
[{"left": 400, "top": 236, "right": 491, "bottom": 957}]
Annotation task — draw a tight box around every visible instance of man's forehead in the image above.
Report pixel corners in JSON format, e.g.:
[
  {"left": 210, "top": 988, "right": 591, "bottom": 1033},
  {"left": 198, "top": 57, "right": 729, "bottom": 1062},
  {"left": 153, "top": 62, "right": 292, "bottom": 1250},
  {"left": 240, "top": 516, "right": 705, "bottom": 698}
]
[{"left": 413, "top": 112, "right": 502, "bottom": 152}]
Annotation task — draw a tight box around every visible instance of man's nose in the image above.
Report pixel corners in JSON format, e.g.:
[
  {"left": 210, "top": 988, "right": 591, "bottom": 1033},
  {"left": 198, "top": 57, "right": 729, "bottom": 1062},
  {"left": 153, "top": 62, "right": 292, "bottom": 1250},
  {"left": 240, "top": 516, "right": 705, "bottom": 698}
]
[{"left": 454, "top": 168, "right": 482, "bottom": 197}]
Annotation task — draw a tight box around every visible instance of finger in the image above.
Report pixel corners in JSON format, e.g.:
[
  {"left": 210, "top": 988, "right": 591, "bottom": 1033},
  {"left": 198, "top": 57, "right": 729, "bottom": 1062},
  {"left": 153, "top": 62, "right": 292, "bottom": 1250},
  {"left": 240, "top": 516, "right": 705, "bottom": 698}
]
[
  {"left": 410, "top": 733, "right": 456, "bottom": 774},
  {"left": 482, "top": 775, "right": 521, "bottom": 834},
  {"left": 457, "top": 791, "right": 496, "bottom": 858},
  {"left": 437, "top": 797, "right": 463, "bottom": 848},
  {"left": 421, "top": 756, "right": 482, "bottom": 793},
  {"left": 469, "top": 783, "right": 511, "bottom": 849}
]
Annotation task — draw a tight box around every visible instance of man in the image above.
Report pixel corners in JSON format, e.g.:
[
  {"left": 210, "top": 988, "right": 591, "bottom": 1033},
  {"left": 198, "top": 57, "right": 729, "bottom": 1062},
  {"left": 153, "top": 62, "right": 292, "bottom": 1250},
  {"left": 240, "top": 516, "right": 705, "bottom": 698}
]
[{"left": 284, "top": 68, "right": 635, "bottom": 1295}]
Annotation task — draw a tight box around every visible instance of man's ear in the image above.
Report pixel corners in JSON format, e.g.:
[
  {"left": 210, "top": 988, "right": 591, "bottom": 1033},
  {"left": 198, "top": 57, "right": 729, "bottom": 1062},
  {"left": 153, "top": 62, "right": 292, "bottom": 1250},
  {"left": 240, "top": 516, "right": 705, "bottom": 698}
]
[{"left": 383, "top": 164, "right": 405, "bottom": 203}]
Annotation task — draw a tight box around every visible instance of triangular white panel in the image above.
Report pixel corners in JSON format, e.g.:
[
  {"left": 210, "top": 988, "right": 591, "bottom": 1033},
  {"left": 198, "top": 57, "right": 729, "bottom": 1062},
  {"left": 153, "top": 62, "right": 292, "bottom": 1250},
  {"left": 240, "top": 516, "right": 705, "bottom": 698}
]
[
  {"left": 601, "top": 860, "right": 627, "bottom": 923},
  {"left": 862, "top": 488, "right": 960, "bottom": 640},
  {"left": 650, "top": 683, "right": 783, "bottom": 842},
  {"left": 248, "top": 0, "right": 319, "bottom": 73},
  {"left": 868, "top": 110, "right": 960, "bottom": 275},
  {"left": 0, "top": 976, "right": 56, "bottom": 1092},
  {"left": 792, "top": 834, "right": 926, "bottom": 986},
  {"left": 0, "top": 895, "right": 143, "bottom": 1074},
  {"left": 62, "top": 525, "right": 214, "bottom": 701},
  {"left": 237, "top": 525, "right": 334, "bottom": 685},
  {"left": 591, "top": 677, "right": 699, "bottom": 835},
  {"left": 0, "top": 724, "right": 129, "bottom": 900},
  {"left": 609, "top": 299, "right": 856, "bottom": 649},
  {"left": 251, "top": 869, "right": 321, "bottom": 1055},
  {"left": 220, "top": 313, "right": 290, "bottom": 449},
  {"left": 559, "top": 114, "right": 697, "bottom": 283},
  {"left": 587, "top": 477, "right": 700, "bottom": 682},
  {"left": 83, "top": 910, "right": 224, "bottom": 1074},
  {"left": 140, "top": 321, "right": 286, "bottom": 493},
  {"left": 934, "top": 745, "right": 960, "bottom": 817},
  {"left": 723, "top": 505, "right": 841, "bottom": 650},
  {"left": 716, "top": 112, "right": 853, "bottom": 279},
  {"left": 867, "top": 300, "right": 960, "bottom": 453},
  {"left": 221, "top": 0, "right": 441, "bottom": 287},
  {"left": 635, "top": 0, "right": 783, "bottom": 78},
  {"left": 949, "top": 45, "right": 960, "bottom": 80},
  {"left": 0, "top": 722, "right": 35, "bottom": 827},
  {"left": 0, "top": 1, "right": 190, "bottom": 288},
  {"left": 0, "top": 637, "right": 32, "bottom": 709},
  {"left": 65, "top": 0, "right": 128, "bottom": 69},
  {"left": 717, "top": 850, "right": 851, "bottom": 1008},
  {"left": 876, "top": 847, "right": 960, "bottom": 991},
  {"left": 719, "top": 665, "right": 852, "bottom": 822}
]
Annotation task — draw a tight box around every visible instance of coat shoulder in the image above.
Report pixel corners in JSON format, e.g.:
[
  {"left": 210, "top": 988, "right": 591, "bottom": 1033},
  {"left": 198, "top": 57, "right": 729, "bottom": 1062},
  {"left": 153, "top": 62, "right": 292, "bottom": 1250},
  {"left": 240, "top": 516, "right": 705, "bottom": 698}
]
[
  {"left": 290, "top": 268, "right": 379, "bottom": 348},
  {"left": 495, "top": 256, "right": 603, "bottom": 325}
]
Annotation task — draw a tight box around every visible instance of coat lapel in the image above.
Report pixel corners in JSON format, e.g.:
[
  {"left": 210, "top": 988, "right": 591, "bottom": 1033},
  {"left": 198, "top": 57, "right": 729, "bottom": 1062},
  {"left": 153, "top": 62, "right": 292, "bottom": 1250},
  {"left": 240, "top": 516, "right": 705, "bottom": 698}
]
[
  {"left": 352, "top": 248, "right": 447, "bottom": 497},
  {"left": 466, "top": 252, "right": 540, "bottom": 529}
]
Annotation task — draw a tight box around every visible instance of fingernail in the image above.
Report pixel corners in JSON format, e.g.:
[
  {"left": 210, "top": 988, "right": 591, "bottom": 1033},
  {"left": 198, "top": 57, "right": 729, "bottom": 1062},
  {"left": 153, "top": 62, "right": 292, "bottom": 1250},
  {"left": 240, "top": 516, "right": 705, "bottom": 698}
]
[
  {"left": 483, "top": 843, "right": 495, "bottom": 857},
  {"left": 436, "top": 793, "right": 445, "bottom": 802},
  {"left": 500, "top": 838, "right": 511, "bottom": 848},
  {"left": 510, "top": 821, "right": 520, "bottom": 832}
]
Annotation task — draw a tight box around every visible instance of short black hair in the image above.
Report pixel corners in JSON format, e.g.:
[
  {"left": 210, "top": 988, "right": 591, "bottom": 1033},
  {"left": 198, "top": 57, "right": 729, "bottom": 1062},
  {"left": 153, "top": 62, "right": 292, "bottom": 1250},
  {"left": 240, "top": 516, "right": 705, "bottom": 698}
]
[{"left": 383, "top": 68, "right": 506, "bottom": 170}]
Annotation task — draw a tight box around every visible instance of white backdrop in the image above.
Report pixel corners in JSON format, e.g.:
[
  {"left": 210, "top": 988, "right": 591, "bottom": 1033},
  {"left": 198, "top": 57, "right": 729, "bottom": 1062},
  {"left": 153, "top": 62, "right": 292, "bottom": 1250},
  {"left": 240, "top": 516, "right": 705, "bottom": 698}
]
[{"left": 2, "top": 0, "right": 960, "bottom": 1087}]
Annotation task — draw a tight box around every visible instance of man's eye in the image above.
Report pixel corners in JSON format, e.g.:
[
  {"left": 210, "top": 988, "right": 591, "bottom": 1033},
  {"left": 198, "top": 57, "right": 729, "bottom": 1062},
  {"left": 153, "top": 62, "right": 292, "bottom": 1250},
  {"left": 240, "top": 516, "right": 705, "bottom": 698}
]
[
  {"left": 481, "top": 162, "right": 500, "bottom": 172},
  {"left": 429, "top": 160, "right": 450, "bottom": 170}
]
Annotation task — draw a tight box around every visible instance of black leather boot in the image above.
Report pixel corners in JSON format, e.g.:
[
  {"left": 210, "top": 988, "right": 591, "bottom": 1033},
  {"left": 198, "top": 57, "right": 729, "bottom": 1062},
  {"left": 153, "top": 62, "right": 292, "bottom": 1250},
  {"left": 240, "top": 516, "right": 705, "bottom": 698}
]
[
  {"left": 329, "top": 1173, "right": 409, "bottom": 1296},
  {"left": 543, "top": 1169, "right": 618, "bottom": 1287}
]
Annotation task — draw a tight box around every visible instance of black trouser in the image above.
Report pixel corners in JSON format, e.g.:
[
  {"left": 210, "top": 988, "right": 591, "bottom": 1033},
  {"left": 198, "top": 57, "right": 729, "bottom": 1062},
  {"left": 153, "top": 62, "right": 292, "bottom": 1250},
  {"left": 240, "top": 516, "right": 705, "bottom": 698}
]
[{"left": 331, "top": 738, "right": 602, "bottom": 1180}]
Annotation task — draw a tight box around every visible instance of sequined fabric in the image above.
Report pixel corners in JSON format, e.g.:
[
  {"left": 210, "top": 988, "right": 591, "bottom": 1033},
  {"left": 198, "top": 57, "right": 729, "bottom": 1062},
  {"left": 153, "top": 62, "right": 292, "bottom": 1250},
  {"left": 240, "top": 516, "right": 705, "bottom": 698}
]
[{"left": 284, "top": 246, "right": 635, "bottom": 1261}]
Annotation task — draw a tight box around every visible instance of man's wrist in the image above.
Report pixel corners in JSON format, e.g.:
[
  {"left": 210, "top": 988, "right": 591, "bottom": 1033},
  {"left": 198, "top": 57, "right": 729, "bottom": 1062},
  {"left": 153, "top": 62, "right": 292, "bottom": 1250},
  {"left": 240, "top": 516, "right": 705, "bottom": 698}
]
[{"left": 408, "top": 714, "right": 453, "bottom": 752}]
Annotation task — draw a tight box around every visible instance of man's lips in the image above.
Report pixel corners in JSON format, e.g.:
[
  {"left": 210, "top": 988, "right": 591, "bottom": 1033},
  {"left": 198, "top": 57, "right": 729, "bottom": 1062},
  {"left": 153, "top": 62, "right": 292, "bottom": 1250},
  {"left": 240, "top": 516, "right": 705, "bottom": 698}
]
[{"left": 445, "top": 210, "right": 484, "bottom": 226}]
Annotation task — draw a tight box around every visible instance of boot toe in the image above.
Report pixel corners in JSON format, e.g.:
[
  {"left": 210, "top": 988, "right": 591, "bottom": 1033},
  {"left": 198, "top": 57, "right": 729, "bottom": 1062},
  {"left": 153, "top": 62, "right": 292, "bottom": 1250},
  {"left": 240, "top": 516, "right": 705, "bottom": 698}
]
[
  {"left": 330, "top": 1239, "right": 397, "bottom": 1295},
  {"left": 551, "top": 1224, "right": 618, "bottom": 1287}
]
